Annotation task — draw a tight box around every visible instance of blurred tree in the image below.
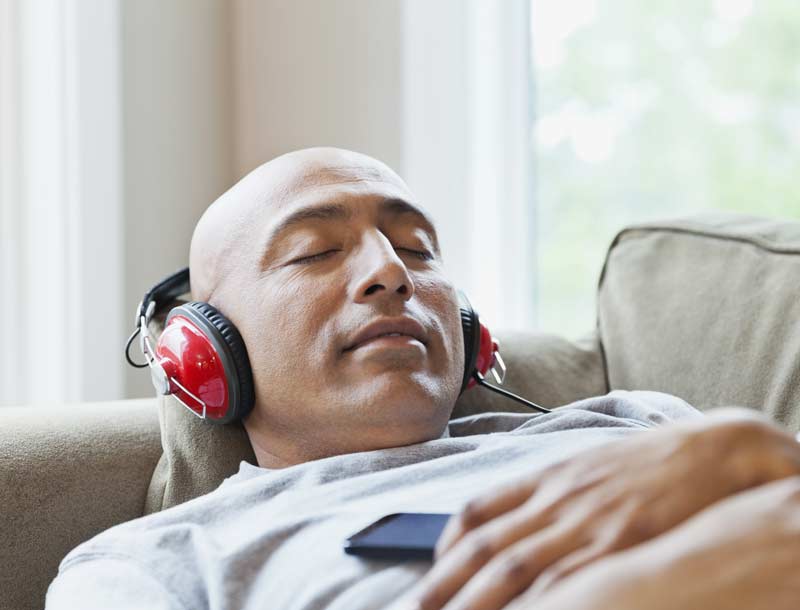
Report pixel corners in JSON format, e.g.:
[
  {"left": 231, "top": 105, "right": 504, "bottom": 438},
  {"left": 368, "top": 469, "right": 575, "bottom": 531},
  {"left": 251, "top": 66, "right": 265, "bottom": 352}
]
[{"left": 533, "top": 0, "right": 800, "bottom": 337}]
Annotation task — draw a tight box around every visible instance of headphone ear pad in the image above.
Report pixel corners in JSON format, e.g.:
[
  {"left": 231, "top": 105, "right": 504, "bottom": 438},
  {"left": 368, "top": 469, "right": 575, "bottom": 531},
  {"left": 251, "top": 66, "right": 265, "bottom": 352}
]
[
  {"left": 457, "top": 290, "right": 480, "bottom": 394},
  {"left": 172, "top": 302, "right": 255, "bottom": 423}
]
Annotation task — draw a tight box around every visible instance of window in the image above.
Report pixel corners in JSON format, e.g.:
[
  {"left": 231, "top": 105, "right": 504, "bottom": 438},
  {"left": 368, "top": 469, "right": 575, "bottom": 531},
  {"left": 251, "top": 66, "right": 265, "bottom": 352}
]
[{"left": 532, "top": 0, "right": 800, "bottom": 337}]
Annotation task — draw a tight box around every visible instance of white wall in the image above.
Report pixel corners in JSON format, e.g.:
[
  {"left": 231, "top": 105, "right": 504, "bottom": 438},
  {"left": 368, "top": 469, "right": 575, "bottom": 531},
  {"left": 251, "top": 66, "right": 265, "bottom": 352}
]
[
  {"left": 232, "top": 0, "right": 536, "bottom": 332},
  {"left": 122, "top": 0, "right": 234, "bottom": 398},
  {"left": 231, "top": 0, "right": 404, "bottom": 179}
]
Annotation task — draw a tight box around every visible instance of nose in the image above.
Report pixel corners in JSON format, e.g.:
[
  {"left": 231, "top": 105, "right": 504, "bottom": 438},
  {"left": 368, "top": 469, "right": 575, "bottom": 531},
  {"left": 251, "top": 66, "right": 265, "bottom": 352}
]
[{"left": 352, "top": 231, "right": 415, "bottom": 305}]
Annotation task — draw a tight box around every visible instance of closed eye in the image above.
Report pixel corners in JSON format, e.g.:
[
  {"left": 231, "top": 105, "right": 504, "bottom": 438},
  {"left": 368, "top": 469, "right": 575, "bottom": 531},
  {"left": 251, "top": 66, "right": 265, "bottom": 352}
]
[
  {"left": 291, "top": 249, "right": 339, "bottom": 264},
  {"left": 291, "top": 247, "right": 434, "bottom": 265},
  {"left": 399, "top": 248, "right": 435, "bottom": 261}
]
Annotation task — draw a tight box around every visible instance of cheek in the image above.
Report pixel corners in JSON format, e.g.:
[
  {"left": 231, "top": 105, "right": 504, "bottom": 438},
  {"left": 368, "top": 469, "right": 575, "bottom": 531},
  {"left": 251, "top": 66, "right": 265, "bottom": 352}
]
[
  {"left": 415, "top": 276, "right": 465, "bottom": 371},
  {"left": 443, "top": 302, "right": 465, "bottom": 376},
  {"left": 240, "top": 279, "right": 339, "bottom": 382}
]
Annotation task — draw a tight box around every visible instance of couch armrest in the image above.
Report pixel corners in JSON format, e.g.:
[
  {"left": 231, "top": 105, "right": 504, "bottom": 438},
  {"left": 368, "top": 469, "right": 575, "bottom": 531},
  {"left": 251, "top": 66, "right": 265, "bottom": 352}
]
[{"left": 0, "top": 399, "right": 161, "bottom": 610}]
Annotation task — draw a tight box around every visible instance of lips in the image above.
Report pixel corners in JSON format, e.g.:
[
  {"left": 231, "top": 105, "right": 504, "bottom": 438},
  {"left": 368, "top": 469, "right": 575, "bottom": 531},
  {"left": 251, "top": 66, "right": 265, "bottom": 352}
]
[{"left": 344, "top": 317, "right": 427, "bottom": 352}]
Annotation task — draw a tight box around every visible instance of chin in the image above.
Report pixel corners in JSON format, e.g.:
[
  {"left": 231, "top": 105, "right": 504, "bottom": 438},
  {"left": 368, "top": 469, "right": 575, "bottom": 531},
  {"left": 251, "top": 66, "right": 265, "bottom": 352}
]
[
  {"left": 361, "top": 378, "right": 452, "bottom": 431},
  {"left": 342, "top": 380, "right": 454, "bottom": 452},
  {"left": 372, "top": 370, "right": 442, "bottom": 404}
]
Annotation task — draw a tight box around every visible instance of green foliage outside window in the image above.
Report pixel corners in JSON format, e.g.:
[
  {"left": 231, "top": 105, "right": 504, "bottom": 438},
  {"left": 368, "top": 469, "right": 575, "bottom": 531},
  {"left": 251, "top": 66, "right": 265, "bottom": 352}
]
[{"left": 533, "top": 0, "right": 800, "bottom": 337}]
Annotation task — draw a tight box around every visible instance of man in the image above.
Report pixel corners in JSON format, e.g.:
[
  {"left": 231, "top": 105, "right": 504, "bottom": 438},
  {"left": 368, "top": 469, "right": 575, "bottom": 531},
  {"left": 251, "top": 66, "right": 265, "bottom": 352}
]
[{"left": 46, "top": 147, "right": 800, "bottom": 609}]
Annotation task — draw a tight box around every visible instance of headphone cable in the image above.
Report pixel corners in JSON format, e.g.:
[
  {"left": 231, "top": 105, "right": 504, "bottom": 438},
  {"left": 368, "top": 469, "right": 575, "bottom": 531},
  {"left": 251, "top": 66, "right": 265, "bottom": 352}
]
[
  {"left": 124, "top": 326, "right": 149, "bottom": 368},
  {"left": 472, "top": 371, "right": 552, "bottom": 414}
]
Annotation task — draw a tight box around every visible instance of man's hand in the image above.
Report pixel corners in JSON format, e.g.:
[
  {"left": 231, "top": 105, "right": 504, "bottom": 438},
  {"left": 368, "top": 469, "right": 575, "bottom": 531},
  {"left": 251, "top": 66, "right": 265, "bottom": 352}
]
[
  {"left": 405, "top": 411, "right": 800, "bottom": 610},
  {"left": 507, "top": 475, "right": 800, "bottom": 610}
]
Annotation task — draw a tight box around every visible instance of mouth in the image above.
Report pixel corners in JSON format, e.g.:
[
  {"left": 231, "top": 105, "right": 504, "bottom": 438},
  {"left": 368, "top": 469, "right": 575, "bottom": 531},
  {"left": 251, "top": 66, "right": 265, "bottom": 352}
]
[
  {"left": 343, "top": 318, "right": 428, "bottom": 353},
  {"left": 348, "top": 333, "right": 425, "bottom": 352}
]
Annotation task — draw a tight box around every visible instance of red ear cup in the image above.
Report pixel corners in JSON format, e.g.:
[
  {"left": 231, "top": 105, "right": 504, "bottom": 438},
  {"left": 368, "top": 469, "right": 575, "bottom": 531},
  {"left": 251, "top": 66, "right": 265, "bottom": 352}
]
[
  {"left": 154, "top": 302, "right": 254, "bottom": 425},
  {"left": 467, "top": 322, "right": 499, "bottom": 391},
  {"left": 456, "top": 291, "right": 551, "bottom": 413},
  {"left": 458, "top": 290, "right": 500, "bottom": 393},
  {"left": 155, "top": 313, "right": 229, "bottom": 419}
]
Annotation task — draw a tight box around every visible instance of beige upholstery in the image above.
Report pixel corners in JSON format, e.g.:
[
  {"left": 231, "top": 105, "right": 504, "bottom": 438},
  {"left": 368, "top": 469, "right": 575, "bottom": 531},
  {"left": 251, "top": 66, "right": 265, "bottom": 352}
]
[
  {"left": 144, "top": 394, "right": 256, "bottom": 514},
  {"left": 5, "top": 211, "right": 800, "bottom": 610},
  {"left": 0, "top": 400, "right": 161, "bottom": 610},
  {"left": 599, "top": 213, "right": 800, "bottom": 431}
]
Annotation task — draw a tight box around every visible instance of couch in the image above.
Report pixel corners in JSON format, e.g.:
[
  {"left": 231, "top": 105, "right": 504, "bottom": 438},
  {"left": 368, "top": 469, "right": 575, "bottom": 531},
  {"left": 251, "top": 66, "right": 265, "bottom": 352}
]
[{"left": 3, "top": 212, "right": 800, "bottom": 610}]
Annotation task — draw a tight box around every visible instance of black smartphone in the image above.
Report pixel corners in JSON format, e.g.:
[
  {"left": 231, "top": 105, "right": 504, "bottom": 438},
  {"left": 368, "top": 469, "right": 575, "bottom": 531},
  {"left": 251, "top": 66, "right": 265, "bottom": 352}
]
[{"left": 343, "top": 512, "right": 453, "bottom": 560}]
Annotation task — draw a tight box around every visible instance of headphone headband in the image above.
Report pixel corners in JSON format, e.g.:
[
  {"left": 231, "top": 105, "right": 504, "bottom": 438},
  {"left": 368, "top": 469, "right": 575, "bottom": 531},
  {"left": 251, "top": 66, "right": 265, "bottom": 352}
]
[{"left": 136, "top": 267, "right": 190, "bottom": 324}]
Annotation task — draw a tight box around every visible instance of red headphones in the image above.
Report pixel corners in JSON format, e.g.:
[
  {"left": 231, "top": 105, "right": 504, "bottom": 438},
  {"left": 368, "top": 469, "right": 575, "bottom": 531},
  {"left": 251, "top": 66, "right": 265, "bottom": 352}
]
[{"left": 125, "top": 267, "right": 535, "bottom": 425}]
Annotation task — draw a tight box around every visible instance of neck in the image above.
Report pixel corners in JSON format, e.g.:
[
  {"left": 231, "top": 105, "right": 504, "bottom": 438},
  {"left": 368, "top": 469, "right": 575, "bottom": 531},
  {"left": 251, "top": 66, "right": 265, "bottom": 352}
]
[{"left": 243, "top": 414, "right": 452, "bottom": 470}]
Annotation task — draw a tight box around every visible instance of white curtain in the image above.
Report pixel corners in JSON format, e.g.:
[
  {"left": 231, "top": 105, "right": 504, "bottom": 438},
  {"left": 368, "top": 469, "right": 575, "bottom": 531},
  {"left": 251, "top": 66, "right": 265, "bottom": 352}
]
[
  {"left": 402, "top": 0, "right": 536, "bottom": 332},
  {"left": 0, "top": 0, "right": 124, "bottom": 406}
]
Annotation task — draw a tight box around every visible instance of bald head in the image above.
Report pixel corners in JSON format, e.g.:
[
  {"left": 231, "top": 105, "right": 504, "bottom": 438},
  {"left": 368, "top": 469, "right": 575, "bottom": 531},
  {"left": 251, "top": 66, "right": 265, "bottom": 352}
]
[
  {"left": 189, "top": 147, "right": 413, "bottom": 304},
  {"left": 187, "top": 146, "right": 461, "bottom": 468}
]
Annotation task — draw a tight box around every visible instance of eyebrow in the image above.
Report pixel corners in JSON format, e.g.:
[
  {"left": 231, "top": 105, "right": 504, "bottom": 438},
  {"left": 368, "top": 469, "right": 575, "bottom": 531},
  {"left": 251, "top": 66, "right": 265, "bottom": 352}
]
[{"left": 261, "top": 197, "right": 440, "bottom": 264}]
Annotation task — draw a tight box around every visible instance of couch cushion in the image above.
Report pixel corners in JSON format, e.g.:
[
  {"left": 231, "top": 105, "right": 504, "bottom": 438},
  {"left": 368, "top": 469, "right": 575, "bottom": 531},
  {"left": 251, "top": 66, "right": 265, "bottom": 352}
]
[
  {"left": 144, "top": 317, "right": 607, "bottom": 511},
  {"left": 598, "top": 212, "right": 800, "bottom": 431},
  {"left": 144, "top": 394, "right": 257, "bottom": 513}
]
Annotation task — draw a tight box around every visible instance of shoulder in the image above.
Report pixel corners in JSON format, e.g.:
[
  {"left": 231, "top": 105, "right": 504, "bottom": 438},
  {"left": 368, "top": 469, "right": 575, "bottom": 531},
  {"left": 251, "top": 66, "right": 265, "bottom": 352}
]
[
  {"left": 46, "top": 555, "right": 181, "bottom": 609},
  {"left": 590, "top": 390, "right": 704, "bottom": 425},
  {"left": 450, "top": 390, "right": 702, "bottom": 436},
  {"left": 54, "top": 487, "right": 231, "bottom": 600}
]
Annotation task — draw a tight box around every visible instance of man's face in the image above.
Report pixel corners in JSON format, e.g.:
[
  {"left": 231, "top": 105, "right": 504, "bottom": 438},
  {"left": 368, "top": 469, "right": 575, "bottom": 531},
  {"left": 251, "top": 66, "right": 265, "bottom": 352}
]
[{"left": 207, "top": 153, "right": 464, "bottom": 462}]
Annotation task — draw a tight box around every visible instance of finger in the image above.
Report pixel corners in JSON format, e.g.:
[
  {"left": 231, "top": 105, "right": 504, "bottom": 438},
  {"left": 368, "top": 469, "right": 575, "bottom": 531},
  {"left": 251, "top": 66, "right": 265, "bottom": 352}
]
[
  {"left": 438, "top": 522, "right": 587, "bottom": 610},
  {"left": 435, "top": 474, "right": 541, "bottom": 559},
  {"left": 430, "top": 478, "right": 618, "bottom": 605},
  {"left": 419, "top": 508, "right": 555, "bottom": 609},
  {"left": 704, "top": 406, "right": 771, "bottom": 424},
  {"left": 524, "top": 497, "right": 654, "bottom": 599},
  {"left": 527, "top": 539, "right": 611, "bottom": 597}
]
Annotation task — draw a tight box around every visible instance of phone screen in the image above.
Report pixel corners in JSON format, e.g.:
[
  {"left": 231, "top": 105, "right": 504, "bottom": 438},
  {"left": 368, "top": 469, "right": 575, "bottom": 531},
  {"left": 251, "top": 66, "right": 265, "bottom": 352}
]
[{"left": 344, "top": 512, "right": 453, "bottom": 560}]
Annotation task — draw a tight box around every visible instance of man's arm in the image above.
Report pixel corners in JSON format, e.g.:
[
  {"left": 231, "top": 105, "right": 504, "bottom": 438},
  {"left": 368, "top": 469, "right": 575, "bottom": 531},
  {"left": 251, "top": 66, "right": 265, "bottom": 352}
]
[
  {"left": 46, "top": 557, "right": 180, "bottom": 610},
  {"left": 403, "top": 410, "right": 800, "bottom": 610}
]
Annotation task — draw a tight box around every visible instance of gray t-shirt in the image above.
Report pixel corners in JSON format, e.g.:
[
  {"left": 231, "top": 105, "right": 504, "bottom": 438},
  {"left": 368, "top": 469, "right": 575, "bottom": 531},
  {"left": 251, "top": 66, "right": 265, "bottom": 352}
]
[{"left": 45, "top": 390, "right": 701, "bottom": 610}]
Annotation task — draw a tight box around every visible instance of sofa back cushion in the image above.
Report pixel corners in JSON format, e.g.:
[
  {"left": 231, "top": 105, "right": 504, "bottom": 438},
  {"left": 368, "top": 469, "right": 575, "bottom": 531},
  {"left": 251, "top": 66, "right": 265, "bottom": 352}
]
[{"left": 598, "top": 212, "right": 800, "bottom": 431}]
